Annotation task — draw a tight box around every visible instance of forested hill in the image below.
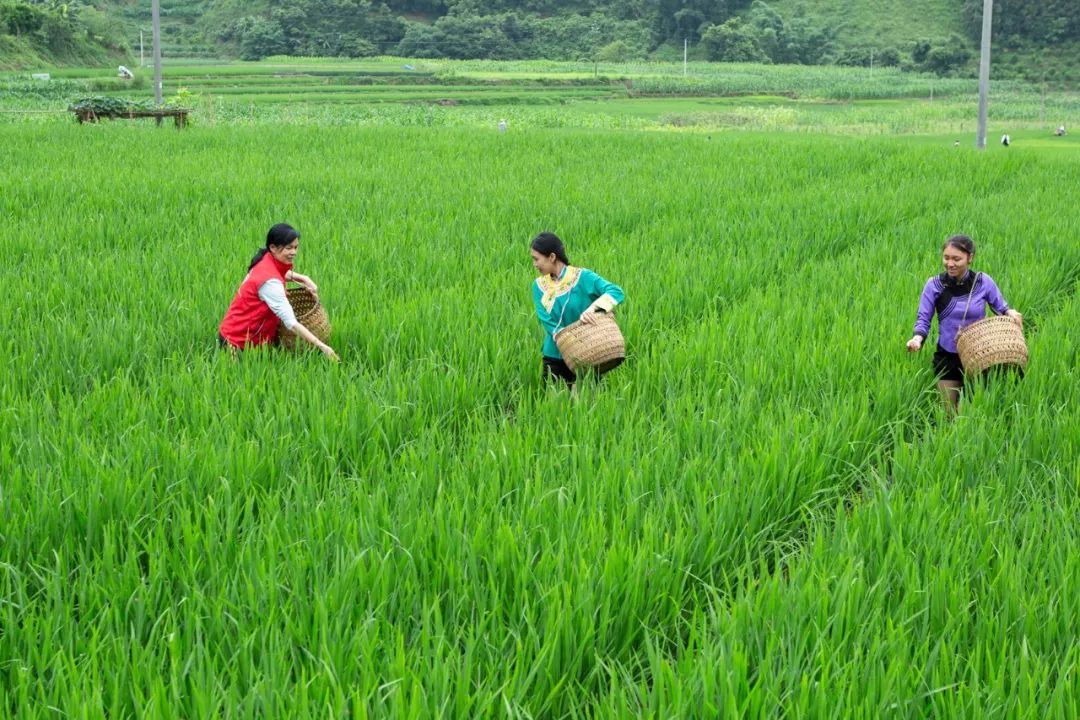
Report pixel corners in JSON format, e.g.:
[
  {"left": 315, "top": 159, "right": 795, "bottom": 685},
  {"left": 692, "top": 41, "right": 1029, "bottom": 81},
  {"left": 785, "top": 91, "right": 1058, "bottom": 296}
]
[{"left": 2, "top": 0, "right": 1077, "bottom": 83}]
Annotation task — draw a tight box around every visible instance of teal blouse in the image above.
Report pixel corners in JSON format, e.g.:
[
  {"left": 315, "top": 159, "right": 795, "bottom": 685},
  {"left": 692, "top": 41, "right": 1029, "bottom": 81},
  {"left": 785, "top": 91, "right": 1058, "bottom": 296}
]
[{"left": 532, "top": 266, "right": 625, "bottom": 359}]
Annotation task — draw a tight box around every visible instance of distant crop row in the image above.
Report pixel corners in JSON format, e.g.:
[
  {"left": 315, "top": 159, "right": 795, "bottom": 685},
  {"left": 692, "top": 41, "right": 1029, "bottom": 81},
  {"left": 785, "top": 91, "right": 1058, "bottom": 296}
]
[{"left": 15, "top": 56, "right": 1030, "bottom": 99}]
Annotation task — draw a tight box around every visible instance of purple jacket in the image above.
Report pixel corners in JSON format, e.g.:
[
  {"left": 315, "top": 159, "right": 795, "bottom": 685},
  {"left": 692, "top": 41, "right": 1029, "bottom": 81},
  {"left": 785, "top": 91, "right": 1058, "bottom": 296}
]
[{"left": 913, "top": 271, "right": 1010, "bottom": 353}]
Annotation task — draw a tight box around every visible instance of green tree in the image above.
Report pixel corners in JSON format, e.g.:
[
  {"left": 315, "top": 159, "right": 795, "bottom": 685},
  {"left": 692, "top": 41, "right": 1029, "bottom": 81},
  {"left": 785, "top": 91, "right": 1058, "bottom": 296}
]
[
  {"left": 1, "top": 2, "right": 47, "bottom": 36},
  {"left": 396, "top": 21, "right": 439, "bottom": 56},
  {"left": 742, "top": 2, "right": 832, "bottom": 65},
  {"left": 962, "top": 0, "right": 1079, "bottom": 46},
  {"left": 234, "top": 16, "right": 288, "bottom": 60},
  {"left": 911, "top": 38, "right": 931, "bottom": 65},
  {"left": 701, "top": 17, "right": 766, "bottom": 62},
  {"left": 921, "top": 35, "right": 971, "bottom": 75},
  {"left": 596, "top": 38, "right": 633, "bottom": 61},
  {"left": 397, "top": 14, "right": 513, "bottom": 59}
]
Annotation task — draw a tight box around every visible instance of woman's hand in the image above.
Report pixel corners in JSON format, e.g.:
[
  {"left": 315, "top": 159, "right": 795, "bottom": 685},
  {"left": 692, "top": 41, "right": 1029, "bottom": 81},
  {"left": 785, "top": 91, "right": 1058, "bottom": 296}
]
[
  {"left": 301, "top": 278, "right": 319, "bottom": 304},
  {"left": 1006, "top": 309, "right": 1023, "bottom": 328},
  {"left": 290, "top": 272, "right": 320, "bottom": 303},
  {"left": 906, "top": 335, "right": 924, "bottom": 353},
  {"left": 294, "top": 322, "right": 338, "bottom": 362},
  {"left": 579, "top": 308, "right": 600, "bottom": 326}
]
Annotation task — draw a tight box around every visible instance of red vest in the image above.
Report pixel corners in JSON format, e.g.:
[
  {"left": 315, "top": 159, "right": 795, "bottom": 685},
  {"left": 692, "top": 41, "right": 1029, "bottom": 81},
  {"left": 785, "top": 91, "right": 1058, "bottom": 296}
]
[{"left": 218, "top": 252, "right": 293, "bottom": 348}]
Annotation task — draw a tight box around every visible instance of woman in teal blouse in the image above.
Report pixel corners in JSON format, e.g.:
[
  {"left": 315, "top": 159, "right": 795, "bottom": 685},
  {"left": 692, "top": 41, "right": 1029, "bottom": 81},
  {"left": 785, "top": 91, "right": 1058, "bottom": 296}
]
[{"left": 530, "top": 231, "right": 625, "bottom": 387}]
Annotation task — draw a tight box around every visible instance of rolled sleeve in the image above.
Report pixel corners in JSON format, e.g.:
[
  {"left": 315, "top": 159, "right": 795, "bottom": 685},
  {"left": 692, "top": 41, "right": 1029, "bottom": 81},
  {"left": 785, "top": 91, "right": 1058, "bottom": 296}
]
[{"left": 590, "top": 293, "right": 619, "bottom": 312}]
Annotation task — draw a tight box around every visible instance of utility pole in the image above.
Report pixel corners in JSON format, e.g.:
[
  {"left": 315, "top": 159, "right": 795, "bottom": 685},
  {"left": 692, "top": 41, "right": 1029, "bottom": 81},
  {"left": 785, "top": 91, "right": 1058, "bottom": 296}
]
[
  {"left": 140, "top": 31, "right": 144, "bottom": 68},
  {"left": 152, "top": 0, "right": 162, "bottom": 105},
  {"left": 683, "top": 38, "right": 688, "bottom": 76},
  {"left": 589, "top": 22, "right": 599, "bottom": 78},
  {"left": 869, "top": 49, "right": 873, "bottom": 76},
  {"left": 1040, "top": 67, "right": 1046, "bottom": 127},
  {"left": 975, "top": 0, "right": 993, "bottom": 149}
]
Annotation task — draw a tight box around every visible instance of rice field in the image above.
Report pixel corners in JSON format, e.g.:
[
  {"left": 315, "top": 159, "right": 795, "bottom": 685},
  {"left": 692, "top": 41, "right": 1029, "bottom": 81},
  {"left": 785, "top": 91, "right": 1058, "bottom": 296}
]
[
  {"left": 4, "top": 57, "right": 1077, "bottom": 135},
  {"left": 2, "top": 78, "right": 1080, "bottom": 717}
]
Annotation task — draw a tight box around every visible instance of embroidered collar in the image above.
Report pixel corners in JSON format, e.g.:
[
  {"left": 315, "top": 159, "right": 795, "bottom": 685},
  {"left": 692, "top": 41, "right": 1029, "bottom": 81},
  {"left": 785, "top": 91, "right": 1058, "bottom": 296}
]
[
  {"left": 941, "top": 270, "right": 973, "bottom": 288},
  {"left": 537, "top": 266, "right": 582, "bottom": 312}
]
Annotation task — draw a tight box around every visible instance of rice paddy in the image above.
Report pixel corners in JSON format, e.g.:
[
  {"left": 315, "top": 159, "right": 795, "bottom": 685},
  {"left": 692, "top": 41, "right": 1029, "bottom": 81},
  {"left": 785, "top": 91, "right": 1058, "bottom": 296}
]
[
  {"left": 2, "top": 58, "right": 1079, "bottom": 717},
  {"left": 5, "top": 57, "right": 1078, "bottom": 135}
]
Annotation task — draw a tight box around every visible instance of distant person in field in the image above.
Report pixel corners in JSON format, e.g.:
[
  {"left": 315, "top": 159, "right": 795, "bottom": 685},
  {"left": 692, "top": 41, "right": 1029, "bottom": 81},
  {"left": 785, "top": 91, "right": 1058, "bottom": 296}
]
[
  {"left": 1056, "top": 125, "right": 1066, "bottom": 137},
  {"left": 906, "top": 235, "right": 1022, "bottom": 414},
  {"left": 1001, "top": 133, "right": 1010, "bottom": 147},
  {"left": 530, "top": 231, "right": 624, "bottom": 389},
  {"left": 218, "top": 223, "right": 339, "bottom": 361},
  {"left": 498, "top": 119, "right": 507, "bottom": 134}
]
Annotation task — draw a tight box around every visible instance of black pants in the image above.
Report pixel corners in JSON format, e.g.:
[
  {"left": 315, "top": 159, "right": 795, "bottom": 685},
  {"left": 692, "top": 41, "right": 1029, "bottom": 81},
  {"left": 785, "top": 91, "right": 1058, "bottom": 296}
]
[
  {"left": 218, "top": 333, "right": 244, "bottom": 354},
  {"left": 543, "top": 356, "right": 577, "bottom": 386},
  {"left": 932, "top": 347, "right": 965, "bottom": 383},
  {"left": 542, "top": 356, "right": 614, "bottom": 388},
  {"left": 933, "top": 346, "right": 1024, "bottom": 386}
]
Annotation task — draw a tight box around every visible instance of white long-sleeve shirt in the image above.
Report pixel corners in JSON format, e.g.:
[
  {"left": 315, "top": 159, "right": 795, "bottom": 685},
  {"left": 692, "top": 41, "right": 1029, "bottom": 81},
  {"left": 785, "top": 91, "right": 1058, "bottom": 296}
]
[{"left": 257, "top": 279, "right": 298, "bottom": 331}]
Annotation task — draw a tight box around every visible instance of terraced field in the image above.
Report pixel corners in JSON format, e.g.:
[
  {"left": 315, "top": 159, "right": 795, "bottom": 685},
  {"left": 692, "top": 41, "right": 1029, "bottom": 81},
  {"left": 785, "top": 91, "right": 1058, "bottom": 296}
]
[{"left": 2, "top": 58, "right": 1072, "bottom": 137}]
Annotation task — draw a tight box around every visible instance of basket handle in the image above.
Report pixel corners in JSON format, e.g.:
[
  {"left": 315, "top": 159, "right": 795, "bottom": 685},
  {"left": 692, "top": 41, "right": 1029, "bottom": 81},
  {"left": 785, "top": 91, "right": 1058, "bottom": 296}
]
[
  {"left": 553, "top": 296, "right": 572, "bottom": 336},
  {"left": 286, "top": 285, "right": 321, "bottom": 310},
  {"left": 552, "top": 292, "right": 615, "bottom": 337},
  {"left": 550, "top": 270, "right": 585, "bottom": 336},
  {"left": 959, "top": 271, "right": 982, "bottom": 328}
]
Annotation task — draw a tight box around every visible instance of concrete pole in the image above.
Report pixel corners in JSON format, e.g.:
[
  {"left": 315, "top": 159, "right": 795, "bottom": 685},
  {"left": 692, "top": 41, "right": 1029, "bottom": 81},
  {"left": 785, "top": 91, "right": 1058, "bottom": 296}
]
[
  {"left": 976, "top": 0, "right": 993, "bottom": 149},
  {"left": 152, "top": 0, "right": 162, "bottom": 105}
]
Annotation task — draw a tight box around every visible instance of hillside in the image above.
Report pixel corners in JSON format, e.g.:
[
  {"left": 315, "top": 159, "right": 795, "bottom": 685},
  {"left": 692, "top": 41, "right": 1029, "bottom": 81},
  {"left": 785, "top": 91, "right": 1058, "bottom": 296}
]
[
  {"left": 0, "top": 2, "right": 129, "bottom": 70},
  {"left": 765, "top": 0, "right": 1077, "bottom": 83},
  {"left": 766, "top": 0, "right": 964, "bottom": 54},
  {"left": 2, "top": 0, "right": 1076, "bottom": 83}
]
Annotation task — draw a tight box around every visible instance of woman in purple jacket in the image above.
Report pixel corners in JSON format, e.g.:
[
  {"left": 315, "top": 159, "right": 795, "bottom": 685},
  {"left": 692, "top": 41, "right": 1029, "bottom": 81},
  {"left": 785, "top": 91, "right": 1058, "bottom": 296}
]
[{"left": 906, "top": 235, "right": 1023, "bottom": 413}]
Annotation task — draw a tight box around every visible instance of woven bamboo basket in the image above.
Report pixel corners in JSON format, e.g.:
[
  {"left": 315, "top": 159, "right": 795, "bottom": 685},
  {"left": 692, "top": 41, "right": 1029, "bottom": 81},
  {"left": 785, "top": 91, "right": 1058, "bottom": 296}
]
[
  {"left": 277, "top": 287, "right": 331, "bottom": 351},
  {"left": 554, "top": 312, "right": 625, "bottom": 372},
  {"left": 955, "top": 315, "right": 1027, "bottom": 376}
]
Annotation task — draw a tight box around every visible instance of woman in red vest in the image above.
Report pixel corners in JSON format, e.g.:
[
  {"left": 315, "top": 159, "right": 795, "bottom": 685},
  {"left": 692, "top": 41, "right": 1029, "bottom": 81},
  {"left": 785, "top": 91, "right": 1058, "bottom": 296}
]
[{"left": 218, "top": 223, "right": 339, "bottom": 361}]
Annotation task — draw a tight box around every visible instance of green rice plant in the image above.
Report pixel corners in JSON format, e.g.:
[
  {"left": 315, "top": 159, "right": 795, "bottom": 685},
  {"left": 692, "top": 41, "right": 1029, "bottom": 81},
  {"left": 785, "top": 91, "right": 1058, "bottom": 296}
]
[
  {"left": 4, "top": 59, "right": 1075, "bottom": 138},
  {"left": 602, "top": 290, "right": 1080, "bottom": 716},
  {"left": 1, "top": 122, "right": 1077, "bottom": 718}
]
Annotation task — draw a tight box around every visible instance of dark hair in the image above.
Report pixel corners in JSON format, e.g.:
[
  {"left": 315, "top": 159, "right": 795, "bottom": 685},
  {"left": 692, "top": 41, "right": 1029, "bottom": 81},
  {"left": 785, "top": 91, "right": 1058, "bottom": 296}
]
[
  {"left": 530, "top": 231, "right": 569, "bottom": 265},
  {"left": 942, "top": 234, "right": 975, "bottom": 257},
  {"left": 248, "top": 223, "right": 300, "bottom": 270}
]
